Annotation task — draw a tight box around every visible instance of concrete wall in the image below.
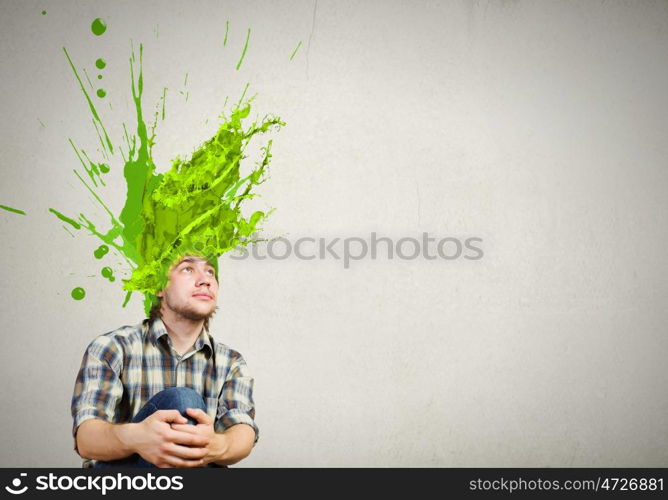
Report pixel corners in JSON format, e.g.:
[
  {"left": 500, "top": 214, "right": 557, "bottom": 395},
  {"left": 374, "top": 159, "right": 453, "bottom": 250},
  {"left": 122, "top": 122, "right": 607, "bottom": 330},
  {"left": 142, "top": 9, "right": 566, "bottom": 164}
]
[{"left": 1, "top": 0, "right": 667, "bottom": 466}]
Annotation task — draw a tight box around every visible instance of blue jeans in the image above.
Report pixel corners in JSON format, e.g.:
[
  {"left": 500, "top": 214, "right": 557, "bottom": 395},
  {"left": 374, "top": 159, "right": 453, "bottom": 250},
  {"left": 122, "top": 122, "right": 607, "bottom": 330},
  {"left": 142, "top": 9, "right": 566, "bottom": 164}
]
[{"left": 94, "top": 387, "right": 208, "bottom": 468}]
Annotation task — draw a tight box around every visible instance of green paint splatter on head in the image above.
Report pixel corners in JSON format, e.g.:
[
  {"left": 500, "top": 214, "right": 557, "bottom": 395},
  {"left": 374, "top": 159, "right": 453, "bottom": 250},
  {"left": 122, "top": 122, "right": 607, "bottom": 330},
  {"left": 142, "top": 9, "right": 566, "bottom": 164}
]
[
  {"left": 96, "top": 58, "right": 106, "bottom": 69},
  {"left": 71, "top": 287, "right": 86, "bottom": 300},
  {"left": 223, "top": 21, "right": 229, "bottom": 47},
  {"left": 42, "top": 10, "right": 47, "bottom": 16},
  {"left": 97, "top": 89, "right": 106, "bottom": 98},
  {"left": 101, "top": 266, "right": 115, "bottom": 282},
  {"left": 0, "top": 204, "right": 26, "bottom": 215},
  {"left": 52, "top": 43, "right": 284, "bottom": 314},
  {"left": 98, "top": 74, "right": 103, "bottom": 80},
  {"left": 91, "top": 18, "right": 107, "bottom": 36},
  {"left": 94, "top": 244, "right": 109, "bottom": 259}
]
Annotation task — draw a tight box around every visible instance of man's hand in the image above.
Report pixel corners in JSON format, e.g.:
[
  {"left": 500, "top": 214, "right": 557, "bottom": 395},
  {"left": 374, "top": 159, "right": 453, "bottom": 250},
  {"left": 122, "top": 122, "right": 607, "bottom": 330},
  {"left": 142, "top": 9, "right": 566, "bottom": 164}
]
[
  {"left": 171, "top": 409, "right": 256, "bottom": 466},
  {"left": 129, "top": 410, "right": 212, "bottom": 468},
  {"left": 170, "top": 409, "right": 223, "bottom": 465}
]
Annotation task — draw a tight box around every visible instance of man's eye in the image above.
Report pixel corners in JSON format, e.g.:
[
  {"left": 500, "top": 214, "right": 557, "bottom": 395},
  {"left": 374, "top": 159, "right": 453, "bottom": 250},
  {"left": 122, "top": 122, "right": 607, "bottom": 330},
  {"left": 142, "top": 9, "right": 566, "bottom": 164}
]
[
  {"left": 206, "top": 269, "right": 215, "bottom": 276},
  {"left": 182, "top": 267, "right": 193, "bottom": 273}
]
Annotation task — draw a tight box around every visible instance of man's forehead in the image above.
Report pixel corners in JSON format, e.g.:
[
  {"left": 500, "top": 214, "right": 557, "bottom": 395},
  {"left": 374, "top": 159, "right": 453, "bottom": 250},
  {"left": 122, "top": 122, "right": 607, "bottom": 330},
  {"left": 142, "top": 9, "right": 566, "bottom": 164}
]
[{"left": 173, "top": 255, "right": 215, "bottom": 267}]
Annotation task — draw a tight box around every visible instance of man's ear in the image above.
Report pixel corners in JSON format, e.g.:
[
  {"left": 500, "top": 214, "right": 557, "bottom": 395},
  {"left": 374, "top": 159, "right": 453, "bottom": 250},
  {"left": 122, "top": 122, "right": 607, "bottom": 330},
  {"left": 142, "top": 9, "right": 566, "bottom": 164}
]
[{"left": 157, "top": 290, "right": 164, "bottom": 298}]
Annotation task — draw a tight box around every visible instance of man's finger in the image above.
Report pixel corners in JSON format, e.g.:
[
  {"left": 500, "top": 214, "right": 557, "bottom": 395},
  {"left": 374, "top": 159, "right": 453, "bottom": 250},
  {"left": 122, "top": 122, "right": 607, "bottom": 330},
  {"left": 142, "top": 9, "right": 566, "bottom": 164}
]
[
  {"left": 163, "top": 442, "right": 209, "bottom": 461},
  {"left": 185, "top": 407, "right": 213, "bottom": 425},
  {"left": 153, "top": 410, "right": 188, "bottom": 424},
  {"left": 157, "top": 455, "right": 205, "bottom": 468},
  {"left": 165, "top": 428, "right": 210, "bottom": 447},
  {"left": 170, "top": 423, "right": 202, "bottom": 435}
]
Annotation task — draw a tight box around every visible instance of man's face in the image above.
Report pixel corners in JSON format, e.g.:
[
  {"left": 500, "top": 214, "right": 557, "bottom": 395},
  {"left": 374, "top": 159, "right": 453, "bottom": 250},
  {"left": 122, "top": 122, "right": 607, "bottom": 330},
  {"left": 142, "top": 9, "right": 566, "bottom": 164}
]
[{"left": 157, "top": 256, "right": 219, "bottom": 321}]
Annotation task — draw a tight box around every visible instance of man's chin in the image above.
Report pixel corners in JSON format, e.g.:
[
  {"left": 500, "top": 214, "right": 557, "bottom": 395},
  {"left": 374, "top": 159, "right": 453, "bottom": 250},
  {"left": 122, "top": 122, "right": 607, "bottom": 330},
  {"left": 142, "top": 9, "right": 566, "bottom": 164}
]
[{"left": 177, "top": 305, "right": 217, "bottom": 322}]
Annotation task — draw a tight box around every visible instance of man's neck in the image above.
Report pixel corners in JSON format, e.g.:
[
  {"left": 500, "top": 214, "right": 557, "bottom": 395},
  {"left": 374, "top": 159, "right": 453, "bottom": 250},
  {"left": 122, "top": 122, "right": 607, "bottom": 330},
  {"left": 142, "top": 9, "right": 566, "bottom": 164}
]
[{"left": 159, "top": 311, "right": 205, "bottom": 356}]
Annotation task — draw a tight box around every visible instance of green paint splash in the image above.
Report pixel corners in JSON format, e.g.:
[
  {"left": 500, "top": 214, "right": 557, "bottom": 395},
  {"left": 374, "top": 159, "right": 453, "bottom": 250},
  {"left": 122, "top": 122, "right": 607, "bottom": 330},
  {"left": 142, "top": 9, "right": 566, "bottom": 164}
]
[
  {"left": 236, "top": 28, "right": 251, "bottom": 70},
  {"left": 97, "top": 89, "right": 106, "bottom": 98},
  {"left": 161, "top": 87, "right": 167, "bottom": 120},
  {"left": 178, "top": 74, "right": 189, "bottom": 102},
  {"left": 91, "top": 18, "right": 107, "bottom": 36},
  {"left": 69, "top": 138, "right": 108, "bottom": 187},
  {"left": 289, "top": 41, "right": 302, "bottom": 61},
  {"left": 0, "top": 204, "right": 26, "bottom": 215},
  {"left": 49, "top": 208, "right": 81, "bottom": 229},
  {"left": 52, "top": 42, "right": 284, "bottom": 312},
  {"left": 42, "top": 10, "right": 47, "bottom": 16},
  {"left": 63, "top": 48, "right": 114, "bottom": 154},
  {"left": 96, "top": 58, "right": 106, "bottom": 69},
  {"left": 71, "top": 287, "right": 86, "bottom": 300},
  {"left": 82, "top": 68, "right": 94, "bottom": 90},
  {"left": 223, "top": 21, "right": 229, "bottom": 47}
]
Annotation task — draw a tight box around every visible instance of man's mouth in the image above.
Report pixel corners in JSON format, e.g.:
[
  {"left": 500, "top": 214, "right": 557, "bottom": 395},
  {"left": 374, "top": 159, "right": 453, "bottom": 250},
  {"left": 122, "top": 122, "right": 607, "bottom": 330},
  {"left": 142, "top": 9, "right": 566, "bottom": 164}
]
[{"left": 193, "top": 293, "right": 213, "bottom": 300}]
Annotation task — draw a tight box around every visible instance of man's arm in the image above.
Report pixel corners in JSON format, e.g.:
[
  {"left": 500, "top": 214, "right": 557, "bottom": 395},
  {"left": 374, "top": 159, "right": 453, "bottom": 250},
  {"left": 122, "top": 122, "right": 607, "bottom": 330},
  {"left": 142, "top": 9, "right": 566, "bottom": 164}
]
[
  {"left": 210, "top": 423, "right": 256, "bottom": 466},
  {"left": 76, "top": 419, "right": 135, "bottom": 462},
  {"left": 76, "top": 410, "right": 213, "bottom": 467}
]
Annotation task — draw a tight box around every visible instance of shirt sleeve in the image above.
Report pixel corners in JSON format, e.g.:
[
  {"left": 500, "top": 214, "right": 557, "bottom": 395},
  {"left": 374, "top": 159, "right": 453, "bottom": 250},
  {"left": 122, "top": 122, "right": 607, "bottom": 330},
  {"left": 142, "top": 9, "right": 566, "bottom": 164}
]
[
  {"left": 215, "top": 350, "right": 259, "bottom": 443},
  {"left": 70, "top": 335, "right": 124, "bottom": 452}
]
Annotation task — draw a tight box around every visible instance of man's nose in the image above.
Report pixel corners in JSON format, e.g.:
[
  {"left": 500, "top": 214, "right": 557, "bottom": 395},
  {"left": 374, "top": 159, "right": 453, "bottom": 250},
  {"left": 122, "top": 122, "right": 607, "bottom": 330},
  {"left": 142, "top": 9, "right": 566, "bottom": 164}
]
[{"left": 195, "top": 271, "right": 211, "bottom": 286}]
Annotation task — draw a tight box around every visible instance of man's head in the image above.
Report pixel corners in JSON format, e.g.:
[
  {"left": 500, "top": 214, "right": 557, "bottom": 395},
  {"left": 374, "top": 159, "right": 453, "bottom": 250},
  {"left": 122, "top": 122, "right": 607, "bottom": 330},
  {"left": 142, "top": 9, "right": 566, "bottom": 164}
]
[{"left": 150, "top": 255, "right": 219, "bottom": 330}]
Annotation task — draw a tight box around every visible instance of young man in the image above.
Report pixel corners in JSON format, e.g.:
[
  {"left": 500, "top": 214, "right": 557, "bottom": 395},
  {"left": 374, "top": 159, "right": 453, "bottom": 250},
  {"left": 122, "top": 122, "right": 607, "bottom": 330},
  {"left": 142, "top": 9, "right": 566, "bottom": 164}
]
[{"left": 71, "top": 255, "right": 257, "bottom": 468}]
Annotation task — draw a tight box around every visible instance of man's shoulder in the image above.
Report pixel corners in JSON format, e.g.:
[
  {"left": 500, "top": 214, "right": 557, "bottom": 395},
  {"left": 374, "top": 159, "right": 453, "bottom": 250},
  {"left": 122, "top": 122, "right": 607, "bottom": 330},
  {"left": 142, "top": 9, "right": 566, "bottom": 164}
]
[
  {"left": 207, "top": 334, "right": 248, "bottom": 365},
  {"left": 87, "top": 320, "right": 148, "bottom": 351}
]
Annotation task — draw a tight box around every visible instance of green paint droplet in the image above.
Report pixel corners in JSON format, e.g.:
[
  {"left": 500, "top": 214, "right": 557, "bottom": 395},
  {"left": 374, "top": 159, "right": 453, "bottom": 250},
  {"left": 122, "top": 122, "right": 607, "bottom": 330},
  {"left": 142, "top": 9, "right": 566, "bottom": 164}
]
[
  {"left": 95, "top": 58, "right": 106, "bottom": 69},
  {"left": 99, "top": 163, "right": 110, "bottom": 173},
  {"left": 97, "top": 89, "right": 106, "bottom": 98},
  {"left": 94, "top": 244, "right": 109, "bottom": 259},
  {"left": 91, "top": 18, "right": 107, "bottom": 36},
  {"left": 71, "top": 287, "right": 86, "bottom": 300},
  {"left": 101, "top": 266, "right": 115, "bottom": 282},
  {"left": 98, "top": 74, "right": 103, "bottom": 80},
  {"left": 41, "top": 10, "right": 47, "bottom": 16}
]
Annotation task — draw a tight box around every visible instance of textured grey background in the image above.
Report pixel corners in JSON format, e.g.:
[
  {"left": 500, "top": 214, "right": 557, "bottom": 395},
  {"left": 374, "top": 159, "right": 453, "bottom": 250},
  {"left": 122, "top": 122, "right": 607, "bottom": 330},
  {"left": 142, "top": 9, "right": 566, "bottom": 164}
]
[{"left": 0, "top": 0, "right": 667, "bottom": 467}]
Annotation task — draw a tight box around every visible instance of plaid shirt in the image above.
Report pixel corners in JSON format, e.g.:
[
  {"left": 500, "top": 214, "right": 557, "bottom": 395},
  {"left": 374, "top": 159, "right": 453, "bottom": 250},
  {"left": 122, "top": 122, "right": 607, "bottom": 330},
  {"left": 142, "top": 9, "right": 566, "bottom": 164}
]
[{"left": 71, "top": 318, "right": 257, "bottom": 464}]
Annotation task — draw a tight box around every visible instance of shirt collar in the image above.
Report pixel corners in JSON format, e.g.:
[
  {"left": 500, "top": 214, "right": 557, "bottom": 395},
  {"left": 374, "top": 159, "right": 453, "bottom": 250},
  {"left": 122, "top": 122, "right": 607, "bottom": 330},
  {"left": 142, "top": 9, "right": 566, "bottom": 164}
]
[{"left": 147, "top": 317, "right": 213, "bottom": 358}]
